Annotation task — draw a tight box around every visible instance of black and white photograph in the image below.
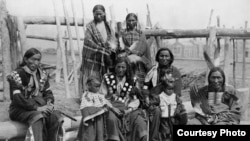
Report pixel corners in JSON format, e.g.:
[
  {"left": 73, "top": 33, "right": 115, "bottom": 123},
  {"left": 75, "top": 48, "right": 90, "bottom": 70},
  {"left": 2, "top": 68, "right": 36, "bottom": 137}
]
[{"left": 0, "top": 0, "right": 250, "bottom": 141}]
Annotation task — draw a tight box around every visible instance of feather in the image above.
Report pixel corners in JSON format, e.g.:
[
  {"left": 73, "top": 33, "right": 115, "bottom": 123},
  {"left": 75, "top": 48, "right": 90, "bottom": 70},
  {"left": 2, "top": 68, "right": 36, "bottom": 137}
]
[
  {"left": 203, "top": 51, "right": 215, "bottom": 69},
  {"left": 190, "top": 85, "right": 206, "bottom": 116}
]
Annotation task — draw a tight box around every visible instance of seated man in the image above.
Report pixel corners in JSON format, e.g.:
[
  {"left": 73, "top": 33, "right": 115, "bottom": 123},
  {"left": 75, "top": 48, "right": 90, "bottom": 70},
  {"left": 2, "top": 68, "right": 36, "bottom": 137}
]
[
  {"left": 189, "top": 67, "right": 241, "bottom": 125},
  {"left": 7, "top": 48, "right": 63, "bottom": 141}
]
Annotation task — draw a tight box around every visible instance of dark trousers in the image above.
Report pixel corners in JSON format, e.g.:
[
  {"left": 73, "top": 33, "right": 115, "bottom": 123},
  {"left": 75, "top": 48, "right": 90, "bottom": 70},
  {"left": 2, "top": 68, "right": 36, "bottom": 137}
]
[
  {"left": 32, "top": 112, "right": 61, "bottom": 141},
  {"left": 148, "top": 107, "right": 161, "bottom": 141}
]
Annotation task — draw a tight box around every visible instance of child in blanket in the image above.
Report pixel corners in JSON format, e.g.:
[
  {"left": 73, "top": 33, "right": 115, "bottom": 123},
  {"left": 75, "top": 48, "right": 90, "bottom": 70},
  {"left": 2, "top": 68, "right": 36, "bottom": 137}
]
[{"left": 77, "top": 76, "right": 111, "bottom": 141}]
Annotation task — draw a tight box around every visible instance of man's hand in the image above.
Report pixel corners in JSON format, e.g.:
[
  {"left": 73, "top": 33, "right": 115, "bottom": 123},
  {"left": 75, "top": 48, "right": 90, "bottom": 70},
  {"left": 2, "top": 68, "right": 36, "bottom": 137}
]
[{"left": 37, "top": 105, "right": 53, "bottom": 115}]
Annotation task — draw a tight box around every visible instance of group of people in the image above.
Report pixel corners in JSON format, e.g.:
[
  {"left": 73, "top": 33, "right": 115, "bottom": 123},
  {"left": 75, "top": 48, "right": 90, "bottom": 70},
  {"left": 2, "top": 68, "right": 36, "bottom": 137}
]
[{"left": 7, "top": 4, "right": 242, "bottom": 141}]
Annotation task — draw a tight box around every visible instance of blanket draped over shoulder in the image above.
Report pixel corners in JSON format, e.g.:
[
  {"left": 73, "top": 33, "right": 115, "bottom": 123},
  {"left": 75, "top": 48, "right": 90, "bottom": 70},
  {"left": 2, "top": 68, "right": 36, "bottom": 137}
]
[{"left": 190, "top": 85, "right": 241, "bottom": 125}]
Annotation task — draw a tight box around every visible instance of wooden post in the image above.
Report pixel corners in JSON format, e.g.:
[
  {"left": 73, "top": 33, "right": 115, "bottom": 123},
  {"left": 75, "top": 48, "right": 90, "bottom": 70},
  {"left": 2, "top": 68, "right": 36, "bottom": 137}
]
[
  {"left": 52, "top": 0, "right": 71, "bottom": 97},
  {"left": 223, "top": 37, "right": 233, "bottom": 85},
  {"left": 80, "top": 0, "right": 86, "bottom": 32},
  {"left": 6, "top": 15, "right": 20, "bottom": 70},
  {"left": 204, "top": 27, "right": 216, "bottom": 85},
  {"left": 71, "top": 0, "right": 82, "bottom": 60},
  {"left": 62, "top": 0, "right": 79, "bottom": 97},
  {"left": 0, "top": 0, "right": 11, "bottom": 101},
  {"left": 207, "top": 9, "right": 214, "bottom": 28},
  {"left": 214, "top": 16, "right": 221, "bottom": 67},
  {"left": 16, "top": 17, "right": 27, "bottom": 54},
  {"left": 242, "top": 21, "right": 248, "bottom": 87},
  {"left": 55, "top": 35, "right": 62, "bottom": 83},
  {"left": 64, "top": 30, "right": 69, "bottom": 74},
  {"left": 109, "top": 5, "right": 116, "bottom": 33},
  {"left": 232, "top": 39, "right": 236, "bottom": 88}
]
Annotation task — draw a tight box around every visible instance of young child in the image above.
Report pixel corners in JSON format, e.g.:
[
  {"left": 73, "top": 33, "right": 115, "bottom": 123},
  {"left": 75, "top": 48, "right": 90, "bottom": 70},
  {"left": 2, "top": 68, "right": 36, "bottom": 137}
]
[
  {"left": 77, "top": 76, "right": 110, "bottom": 141},
  {"left": 158, "top": 74, "right": 187, "bottom": 141}
]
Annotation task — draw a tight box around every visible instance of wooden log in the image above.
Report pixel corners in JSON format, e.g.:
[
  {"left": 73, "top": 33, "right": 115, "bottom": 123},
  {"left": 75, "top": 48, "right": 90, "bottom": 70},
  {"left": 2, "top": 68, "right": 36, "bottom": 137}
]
[
  {"left": 0, "top": 0, "right": 11, "bottom": 101},
  {"left": 62, "top": 0, "right": 79, "bottom": 97},
  {"left": 52, "top": 0, "right": 71, "bottom": 97},
  {"left": 26, "top": 34, "right": 84, "bottom": 41},
  {"left": 23, "top": 16, "right": 84, "bottom": 26},
  {"left": 231, "top": 37, "right": 250, "bottom": 40},
  {"left": 0, "top": 116, "right": 81, "bottom": 140},
  {"left": 144, "top": 28, "right": 250, "bottom": 38},
  {"left": 242, "top": 21, "right": 248, "bottom": 87},
  {"left": 237, "top": 88, "right": 250, "bottom": 121}
]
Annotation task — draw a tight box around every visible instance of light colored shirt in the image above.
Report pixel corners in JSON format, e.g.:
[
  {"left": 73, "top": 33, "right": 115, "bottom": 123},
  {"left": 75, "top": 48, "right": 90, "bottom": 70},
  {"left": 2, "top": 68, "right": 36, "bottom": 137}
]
[
  {"left": 80, "top": 91, "right": 106, "bottom": 110},
  {"left": 159, "top": 92, "right": 177, "bottom": 117},
  {"left": 96, "top": 21, "right": 108, "bottom": 42}
]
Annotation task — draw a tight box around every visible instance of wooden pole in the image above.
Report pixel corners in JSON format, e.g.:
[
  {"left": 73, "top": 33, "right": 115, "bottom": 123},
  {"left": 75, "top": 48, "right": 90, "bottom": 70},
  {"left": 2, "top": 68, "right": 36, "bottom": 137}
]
[
  {"left": 0, "top": 0, "right": 11, "bottom": 101},
  {"left": 80, "top": 0, "right": 86, "bottom": 32},
  {"left": 62, "top": 0, "right": 79, "bottom": 97},
  {"left": 214, "top": 16, "right": 221, "bottom": 67},
  {"left": 6, "top": 15, "right": 20, "bottom": 70},
  {"left": 109, "top": 5, "right": 116, "bottom": 33},
  {"left": 26, "top": 34, "right": 84, "bottom": 41},
  {"left": 52, "top": 0, "right": 70, "bottom": 97},
  {"left": 16, "top": 17, "right": 27, "bottom": 55},
  {"left": 64, "top": 30, "right": 69, "bottom": 74},
  {"left": 23, "top": 16, "right": 84, "bottom": 26},
  {"left": 242, "top": 21, "right": 248, "bottom": 87},
  {"left": 143, "top": 28, "right": 250, "bottom": 38},
  {"left": 55, "top": 35, "right": 62, "bottom": 83},
  {"left": 204, "top": 27, "right": 216, "bottom": 85},
  {"left": 232, "top": 39, "right": 236, "bottom": 88},
  {"left": 223, "top": 37, "right": 233, "bottom": 85},
  {"left": 207, "top": 9, "right": 214, "bottom": 28},
  {"left": 70, "top": 0, "right": 82, "bottom": 60}
]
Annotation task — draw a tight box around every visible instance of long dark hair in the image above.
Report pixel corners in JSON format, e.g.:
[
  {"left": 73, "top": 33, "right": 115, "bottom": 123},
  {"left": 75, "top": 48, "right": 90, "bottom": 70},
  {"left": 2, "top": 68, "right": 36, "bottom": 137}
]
[
  {"left": 20, "top": 48, "right": 41, "bottom": 67},
  {"left": 125, "top": 13, "right": 138, "bottom": 30},
  {"left": 155, "top": 48, "right": 174, "bottom": 66},
  {"left": 114, "top": 57, "right": 133, "bottom": 84},
  {"left": 207, "top": 67, "right": 226, "bottom": 87},
  {"left": 92, "top": 4, "right": 111, "bottom": 37}
]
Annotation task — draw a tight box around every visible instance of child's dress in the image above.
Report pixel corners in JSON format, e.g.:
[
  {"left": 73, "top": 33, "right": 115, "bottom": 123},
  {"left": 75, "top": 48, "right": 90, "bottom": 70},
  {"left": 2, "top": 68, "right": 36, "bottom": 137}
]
[{"left": 77, "top": 91, "right": 107, "bottom": 141}]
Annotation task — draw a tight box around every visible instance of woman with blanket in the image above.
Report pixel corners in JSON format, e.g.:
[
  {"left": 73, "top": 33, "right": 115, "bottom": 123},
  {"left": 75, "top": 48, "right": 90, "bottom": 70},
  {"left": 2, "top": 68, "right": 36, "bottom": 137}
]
[
  {"left": 80, "top": 4, "right": 116, "bottom": 94},
  {"left": 143, "top": 48, "right": 182, "bottom": 141},
  {"left": 151, "top": 74, "right": 187, "bottom": 141},
  {"left": 144, "top": 48, "right": 182, "bottom": 97},
  {"left": 119, "top": 13, "right": 152, "bottom": 90},
  {"left": 100, "top": 57, "right": 148, "bottom": 141},
  {"left": 7, "top": 48, "right": 63, "bottom": 141},
  {"left": 189, "top": 67, "right": 241, "bottom": 125}
]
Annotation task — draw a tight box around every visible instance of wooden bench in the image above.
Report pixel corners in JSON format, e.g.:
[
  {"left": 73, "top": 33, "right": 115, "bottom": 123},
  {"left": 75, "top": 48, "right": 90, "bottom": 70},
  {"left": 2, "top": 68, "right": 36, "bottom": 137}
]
[{"left": 0, "top": 116, "right": 81, "bottom": 141}]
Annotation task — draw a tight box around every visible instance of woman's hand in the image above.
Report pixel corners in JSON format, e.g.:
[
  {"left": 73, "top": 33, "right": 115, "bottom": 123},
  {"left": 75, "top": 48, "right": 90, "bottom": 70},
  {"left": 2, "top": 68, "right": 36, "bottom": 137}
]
[{"left": 111, "top": 107, "right": 122, "bottom": 116}]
